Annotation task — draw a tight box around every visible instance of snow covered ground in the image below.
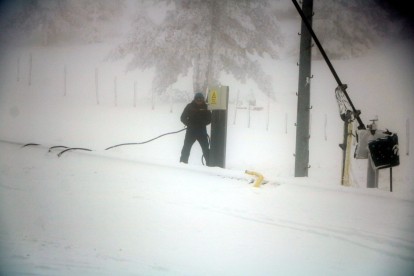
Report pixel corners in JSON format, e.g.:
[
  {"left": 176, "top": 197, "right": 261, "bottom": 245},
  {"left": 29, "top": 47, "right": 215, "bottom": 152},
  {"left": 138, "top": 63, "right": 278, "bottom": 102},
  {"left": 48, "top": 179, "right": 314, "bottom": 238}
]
[
  {"left": 1, "top": 141, "right": 414, "bottom": 275},
  {"left": 0, "top": 26, "right": 414, "bottom": 276}
]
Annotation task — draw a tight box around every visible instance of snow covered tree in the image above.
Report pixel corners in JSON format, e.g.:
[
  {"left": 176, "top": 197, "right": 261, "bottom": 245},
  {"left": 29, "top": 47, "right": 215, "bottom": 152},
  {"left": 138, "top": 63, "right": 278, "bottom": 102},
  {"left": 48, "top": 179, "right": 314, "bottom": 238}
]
[
  {"left": 3, "top": 0, "right": 126, "bottom": 45},
  {"left": 68, "top": 0, "right": 126, "bottom": 43},
  {"left": 109, "top": 0, "right": 283, "bottom": 97},
  {"left": 312, "top": 0, "right": 390, "bottom": 59},
  {"left": 4, "top": 0, "right": 77, "bottom": 45}
]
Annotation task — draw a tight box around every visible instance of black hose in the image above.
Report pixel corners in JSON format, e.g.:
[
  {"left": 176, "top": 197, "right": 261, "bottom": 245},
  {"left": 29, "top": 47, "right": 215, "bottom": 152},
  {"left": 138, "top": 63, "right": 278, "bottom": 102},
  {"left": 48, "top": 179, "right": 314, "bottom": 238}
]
[
  {"left": 105, "top": 128, "right": 187, "bottom": 150},
  {"left": 21, "top": 143, "right": 40, "bottom": 148},
  {"left": 201, "top": 134, "right": 211, "bottom": 166},
  {"left": 49, "top": 145, "right": 69, "bottom": 152},
  {"left": 58, "top": 147, "right": 92, "bottom": 157}
]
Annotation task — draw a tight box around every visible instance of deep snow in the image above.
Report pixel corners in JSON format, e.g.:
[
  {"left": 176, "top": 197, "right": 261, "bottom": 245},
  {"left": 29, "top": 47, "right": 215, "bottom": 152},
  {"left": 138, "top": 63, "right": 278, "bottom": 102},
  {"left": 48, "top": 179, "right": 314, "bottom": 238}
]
[
  {"left": 1, "top": 19, "right": 414, "bottom": 276},
  {"left": 1, "top": 141, "right": 414, "bottom": 275}
]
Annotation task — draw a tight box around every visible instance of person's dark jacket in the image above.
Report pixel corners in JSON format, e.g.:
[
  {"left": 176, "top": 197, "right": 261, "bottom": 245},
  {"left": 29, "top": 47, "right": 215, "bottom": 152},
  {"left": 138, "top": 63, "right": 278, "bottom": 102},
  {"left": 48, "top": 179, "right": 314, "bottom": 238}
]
[{"left": 180, "top": 101, "right": 211, "bottom": 132}]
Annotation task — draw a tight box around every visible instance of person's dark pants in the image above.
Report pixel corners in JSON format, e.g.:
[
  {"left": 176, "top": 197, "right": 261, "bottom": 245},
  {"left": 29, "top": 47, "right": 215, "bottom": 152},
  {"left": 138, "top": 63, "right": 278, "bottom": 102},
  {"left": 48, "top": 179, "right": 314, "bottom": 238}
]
[{"left": 180, "top": 130, "right": 209, "bottom": 165}]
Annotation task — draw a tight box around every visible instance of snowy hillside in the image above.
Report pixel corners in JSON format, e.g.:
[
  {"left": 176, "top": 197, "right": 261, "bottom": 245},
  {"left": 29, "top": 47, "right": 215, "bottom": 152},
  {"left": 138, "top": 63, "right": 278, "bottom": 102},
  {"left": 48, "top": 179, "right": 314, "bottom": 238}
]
[
  {"left": 0, "top": 38, "right": 413, "bottom": 190},
  {"left": 0, "top": 38, "right": 413, "bottom": 275}
]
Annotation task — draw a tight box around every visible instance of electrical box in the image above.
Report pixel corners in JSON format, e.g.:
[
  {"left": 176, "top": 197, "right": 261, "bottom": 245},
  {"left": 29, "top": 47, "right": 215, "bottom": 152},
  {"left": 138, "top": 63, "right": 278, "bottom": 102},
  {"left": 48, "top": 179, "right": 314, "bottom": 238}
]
[
  {"left": 355, "top": 129, "right": 389, "bottom": 159},
  {"left": 207, "top": 86, "right": 229, "bottom": 110}
]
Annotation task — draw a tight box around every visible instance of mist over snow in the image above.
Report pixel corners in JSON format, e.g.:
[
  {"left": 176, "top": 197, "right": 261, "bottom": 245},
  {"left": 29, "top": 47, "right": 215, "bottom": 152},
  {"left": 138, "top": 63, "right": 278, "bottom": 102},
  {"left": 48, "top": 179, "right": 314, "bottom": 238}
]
[{"left": 0, "top": 1, "right": 413, "bottom": 275}]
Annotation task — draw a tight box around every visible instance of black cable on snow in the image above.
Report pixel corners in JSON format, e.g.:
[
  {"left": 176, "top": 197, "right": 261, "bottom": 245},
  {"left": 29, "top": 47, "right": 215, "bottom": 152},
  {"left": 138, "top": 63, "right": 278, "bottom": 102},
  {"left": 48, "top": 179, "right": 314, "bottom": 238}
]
[
  {"left": 48, "top": 145, "right": 69, "bottom": 152},
  {"left": 105, "top": 128, "right": 187, "bottom": 151},
  {"left": 21, "top": 143, "right": 40, "bottom": 148},
  {"left": 201, "top": 134, "right": 211, "bottom": 166},
  {"left": 57, "top": 147, "right": 92, "bottom": 157},
  {"left": 19, "top": 128, "right": 188, "bottom": 158}
]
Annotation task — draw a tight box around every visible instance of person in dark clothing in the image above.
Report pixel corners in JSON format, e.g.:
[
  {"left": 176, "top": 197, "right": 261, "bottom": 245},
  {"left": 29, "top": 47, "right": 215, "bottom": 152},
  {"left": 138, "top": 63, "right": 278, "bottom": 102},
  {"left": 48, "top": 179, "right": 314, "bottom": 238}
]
[{"left": 180, "top": 92, "right": 212, "bottom": 165}]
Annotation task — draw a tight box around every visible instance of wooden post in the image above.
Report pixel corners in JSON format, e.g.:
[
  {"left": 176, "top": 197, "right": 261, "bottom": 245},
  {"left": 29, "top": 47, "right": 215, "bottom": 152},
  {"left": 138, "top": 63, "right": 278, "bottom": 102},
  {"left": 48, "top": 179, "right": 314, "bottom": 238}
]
[
  {"left": 95, "top": 68, "right": 99, "bottom": 105},
  {"left": 134, "top": 81, "right": 137, "bottom": 107},
  {"left": 151, "top": 90, "right": 155, "bottom": 110},
  {"left": 342, "top": 122, "right": 353, "bottom": 186},
  {"left": 114, "top": 76, "right": 117, "bottom": 106},
  {"left": 17, "top": 57, "right": 20, "bottom": 82},
  {"left": 248, "top": 103, "right": 251, "bottom": 128},
  {"left": 285, "top": 113, "right": 288, "bottom": 134},
  {"left": 266, "top": 91, "right": 270, "bottom": 131},
  {"left": 64, "top": 65, "right": 67, "bottom": 96},
  {"left": 233, "top": 89, "right": 239, "bottom": 125},
  {"left": 28, "top": 53, "right": 32, "bottom": 86},
  {"left": 407, "top": 118, "right": 410, "bottom": 156}
]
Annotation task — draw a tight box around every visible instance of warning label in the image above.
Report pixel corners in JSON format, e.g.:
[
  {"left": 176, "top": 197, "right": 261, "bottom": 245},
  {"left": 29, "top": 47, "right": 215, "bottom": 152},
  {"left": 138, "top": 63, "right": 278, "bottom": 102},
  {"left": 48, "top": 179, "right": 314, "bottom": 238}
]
[{"left": 211, "top": 90, "right": 217, "bottom": 105}]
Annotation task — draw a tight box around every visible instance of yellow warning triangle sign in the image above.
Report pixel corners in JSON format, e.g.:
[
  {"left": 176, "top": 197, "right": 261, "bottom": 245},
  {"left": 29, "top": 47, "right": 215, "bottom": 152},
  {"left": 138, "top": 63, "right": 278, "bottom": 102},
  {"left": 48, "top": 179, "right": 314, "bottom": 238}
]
[{"left": 211, "top": 90, "right": 217, "bottom": 104}]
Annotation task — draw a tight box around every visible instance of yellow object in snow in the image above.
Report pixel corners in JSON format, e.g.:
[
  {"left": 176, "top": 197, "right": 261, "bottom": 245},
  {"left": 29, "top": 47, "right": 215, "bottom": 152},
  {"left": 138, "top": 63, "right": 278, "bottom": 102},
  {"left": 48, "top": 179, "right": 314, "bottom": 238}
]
[{"left": 245, "top": 170, "right": 264, "bottom": 188}]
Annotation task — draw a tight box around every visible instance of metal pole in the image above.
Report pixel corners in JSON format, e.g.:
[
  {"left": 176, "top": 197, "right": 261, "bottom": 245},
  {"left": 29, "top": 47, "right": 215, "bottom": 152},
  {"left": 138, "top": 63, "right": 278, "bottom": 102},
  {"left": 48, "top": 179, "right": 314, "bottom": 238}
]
[
  {"left": 28, "top": 53, "right": 32, "bottom": 86},
  {"left": 64, "top": 65, "right": 67, "bottom": 96},
  {"left": 114, "top": 76, "right": 117, "bottom": 106},
  {"left": 285, "top": 113, "right": 288, "bottom": 134},
  {"left": 294, "top": 0, "right": 313, "bottom": 177},
  {"left": 233, "top": 89, "right": 239, "bottom": 125},
  {"left": 367, "top": 158, "right": 378, "bottom": 188},
  {"left": 95, "top": 68, "right": 99, "bottom": 105},
  {"left": 407, "top": 118, "right": 410, "bottom": 156},
  {"left": 17, "top": 57, "right": 20, "bottom": 82},
  {"left": 134, "top": 81, "right": 137, "bottom": 108}
]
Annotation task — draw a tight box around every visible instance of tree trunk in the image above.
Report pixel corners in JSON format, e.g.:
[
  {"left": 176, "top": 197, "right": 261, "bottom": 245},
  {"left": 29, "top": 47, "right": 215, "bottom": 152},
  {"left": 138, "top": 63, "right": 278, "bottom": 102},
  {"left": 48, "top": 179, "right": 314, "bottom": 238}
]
[
  {"left": 191, "top": 0, "right": 220, "bottom": 94},
  {"left": 206, "top": 0, "right": 221, "bottom": 89}
]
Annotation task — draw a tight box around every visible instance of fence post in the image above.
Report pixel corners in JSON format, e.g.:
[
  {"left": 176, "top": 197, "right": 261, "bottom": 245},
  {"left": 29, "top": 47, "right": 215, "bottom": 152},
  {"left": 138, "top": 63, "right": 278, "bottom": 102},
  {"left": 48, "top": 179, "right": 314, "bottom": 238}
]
[
  {"left": 17, "top": 57, "right": 20, "bottom": 82},
  {"left": 64, "top": 65, "right": 67, "bottom": 96},
  {"left": 95, "top": 68, "right": 100, "bottom": 104},
  {"left": 407, "top": 118, "right": 410, "bottom": 156},
  {"left": 233, "top": 89, "right": 239, "bottom": 125},
  {"left": 248, "top": 104, "right": 251, "bottom": 128},
  {"left": 266, "top": 92, "right": 270, "bottom": 131},
  {"left": 285, "top": 113, "right": 288, "bottom": 134},
  {"left": 169, "top": 88, "right": 173, "bottom": 113},
  {"left": 114, "top": 76, "right": 117, "bottom": 106},
  {"left": 134, "top": 81, "right": 137, "bottom": 107},
  {"left": 151, "top": 90, "right": 155, "bottom": 110},
  {"left": 367, "top": 158, "right": 378, "bottom": 188},
  {"left": 28, "top": 53, "right": 32, "bottom": 86}
]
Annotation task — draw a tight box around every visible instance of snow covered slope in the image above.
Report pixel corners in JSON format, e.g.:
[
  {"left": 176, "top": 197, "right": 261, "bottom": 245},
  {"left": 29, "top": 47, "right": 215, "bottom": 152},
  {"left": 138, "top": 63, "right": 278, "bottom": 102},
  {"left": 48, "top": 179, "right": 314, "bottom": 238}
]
[
  {"left": 1, "top": 141, "right": 414, "bottom": 275},
  {"left": 0, "top": 17, "right": 413, "bottom": 275}
]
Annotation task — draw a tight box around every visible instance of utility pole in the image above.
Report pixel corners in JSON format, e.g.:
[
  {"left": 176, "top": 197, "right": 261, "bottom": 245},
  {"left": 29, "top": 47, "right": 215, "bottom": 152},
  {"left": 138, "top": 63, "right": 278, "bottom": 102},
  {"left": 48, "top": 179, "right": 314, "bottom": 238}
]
[
  {"left": 294, "top": 0, "right": 313, "bottom": 177},
  {"left": 292, "top": 0, "right": 366, "bottom": 183}
]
